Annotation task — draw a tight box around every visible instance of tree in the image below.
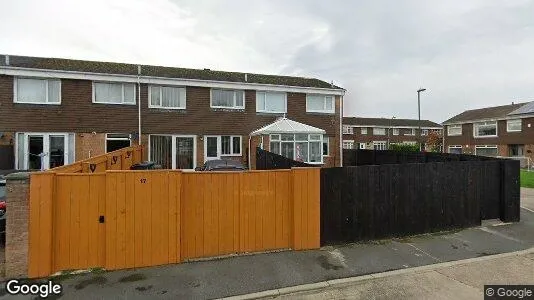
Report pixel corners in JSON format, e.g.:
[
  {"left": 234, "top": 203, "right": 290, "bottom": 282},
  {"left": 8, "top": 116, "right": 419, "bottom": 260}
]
[{"left": 426, "top": 130, "right": 443, "bottom": 152}]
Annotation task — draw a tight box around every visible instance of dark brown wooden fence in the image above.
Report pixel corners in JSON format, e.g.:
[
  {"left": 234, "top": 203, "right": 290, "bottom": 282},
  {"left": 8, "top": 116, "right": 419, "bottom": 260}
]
[
  {"left": 256, "top": 147, "right": 312, "bottom": 170},
  {"left": 320, "top": 160, "right": 520, "bottom": 245},
  {"left": 343, "top": 149, "right": 494, "bottom": 166}
]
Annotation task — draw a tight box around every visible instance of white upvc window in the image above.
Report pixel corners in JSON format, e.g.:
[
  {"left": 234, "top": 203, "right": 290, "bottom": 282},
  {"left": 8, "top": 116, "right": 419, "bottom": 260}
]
[
  {"left": 373, "top": 128, "right": 386, "bottom": 135},
  {"left": 306, "top": 94, "right": 334, "bottom": 113},
  {"left": 448, "top": 145, "right": 462, "bottom": 154},
  {"left": 507, "top": 119, "right": 522, "bottom": 132},
  {"left": 393, "top": 128, "right": 399, "bottom": 135},
  {"left": 220, "top": 136, "right": 242, "bottom": 156},
  {"left": 343, "top": 125, "right": 353, "bottom": 134},
  {"left": 373, "top": 141, "right": 387, "bottom": 150},
  {"left": 149, "top": 85, "right": 186, "bottom": 109},
  {"left": 93, "top": 82, "right": 136, "bottom": 104},
  {"left": 343, "top": 140, "right": 354, "bottom": 149},
  {"left": 323, "top": 137, "right": 329, "bottom": 156},
  {"left": 475, "top": 145, "right": 498, "bottom": 157},
  {"left": 422, "top": 129, "right": 429, "bottom": 136},
  {"left": 359, "top": 143, "right": 366, "bottom": 149},
  {"left": 473, "top": 121, "right": 497, "bottom": 137},
  {"left": 211, "top": 89, "right": 245, "bottom": 109},
  {"left": 14, "top": 78, "right": 61, "bottom": 104},
  {"left": 405, "top": 128, "right": 415, "bottom": 136},
  {"left": 270, "top": 134, "right": 323, "bottom": 164},
  {"left": 447, "top": 125, "right": 462, "bottom": 136},
  {"left": 361, "top": 128, "right": 368, "bottom": 135},
  {"left": 256, "top": 91, "right": 287, "bottom": 113}
]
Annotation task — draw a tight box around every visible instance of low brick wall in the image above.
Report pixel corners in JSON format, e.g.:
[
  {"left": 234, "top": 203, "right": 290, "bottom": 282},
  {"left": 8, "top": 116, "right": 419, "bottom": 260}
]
[{"left": 5, "top": 172, "right": 30, "bottom": 278}]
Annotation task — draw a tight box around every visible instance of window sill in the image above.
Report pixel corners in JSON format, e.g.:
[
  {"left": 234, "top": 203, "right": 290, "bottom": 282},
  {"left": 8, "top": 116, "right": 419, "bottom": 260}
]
[
  {"left": 473, "top": 135, "right": 498, "bottom": 138},
  {"left": 211, "top": 106, "right": 245, "bottom": 111},
  {"left": 14, "top": 101, "right": 61, "bottom": 105},
  {"left": 256, "top": 111, "right": 287, "bottom": 114},
  {"left": 149, "top": 106, "right": 186, "bottom": 110},
  {"left": 306, "top": 110, "right": 335, "bottom": 115},
  {"left": 92, "top": 102, "right": 137, "bottom": 105},
  {"left": 220, "top": 154, "right": 242, "bottom": 157},
  {"left": 506, "top": 130, "right": 521, "bottom": 133}
]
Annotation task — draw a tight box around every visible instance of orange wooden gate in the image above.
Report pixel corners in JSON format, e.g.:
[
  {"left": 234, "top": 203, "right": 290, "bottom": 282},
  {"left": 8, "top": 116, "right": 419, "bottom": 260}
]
[{"left": 28, "top": 168, "right": 320, "bottom": 278}]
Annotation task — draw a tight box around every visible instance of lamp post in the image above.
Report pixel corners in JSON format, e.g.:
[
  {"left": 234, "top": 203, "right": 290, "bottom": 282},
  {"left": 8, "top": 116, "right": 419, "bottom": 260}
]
[
  {"left": 388, "top": 116, "right": 396, "bottom": 149},
  {"left": 417, "top": 88, "right": 426, "bottom": 151}
]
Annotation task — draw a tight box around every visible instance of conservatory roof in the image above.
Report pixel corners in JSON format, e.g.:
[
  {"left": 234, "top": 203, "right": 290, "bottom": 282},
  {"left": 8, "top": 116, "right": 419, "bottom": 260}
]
[{"left": 250, "top": 117, "right": 326, "bottom": 136}]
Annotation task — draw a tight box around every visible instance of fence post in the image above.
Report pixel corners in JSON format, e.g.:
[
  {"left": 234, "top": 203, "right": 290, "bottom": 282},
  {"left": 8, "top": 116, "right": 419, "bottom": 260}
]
[{"left": 500, "top": 160, "right": 520, "bottom": 222}]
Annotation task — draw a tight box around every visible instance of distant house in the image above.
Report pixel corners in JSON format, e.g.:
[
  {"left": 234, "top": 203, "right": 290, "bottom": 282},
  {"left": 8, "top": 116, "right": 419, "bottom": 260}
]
[
  {"left": 443, "top": 101, "right": 534, "bottom": 161},
  {"left": 342, "top": 117, "right": 442, "bottom": 151}
]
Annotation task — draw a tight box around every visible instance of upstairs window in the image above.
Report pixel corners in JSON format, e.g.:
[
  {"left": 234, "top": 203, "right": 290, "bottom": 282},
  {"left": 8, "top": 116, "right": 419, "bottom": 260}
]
[
  {"left": 15, "top": 78, "right": 61, "bottom": 104},
  {"left": 343, "top": 126, "right": 353, "bottom": 134},
  {"left": 405, "top": 128, "right": 415, "bottom": 136},
  {"left": 373, "top": 128, "right": 386, "bottom": 135},
  {"left": 149, "top": 86, "right": 186, "bottom": 109},
  {"left": 306, "top": 95, "right": 334, "bottom": 113},
  {"left": 361, "top": 128, "right": 368, "bottom": 135},
  {"left": 474, "top": 121, "right": 497, "bottom": 137},
  {"left": 211, "top": 89, "right": 244, "bottom": 109},
  {"left": 392, "top": 128, "right": 399, "bottom": 135},
  {"left": 256, "top": 91, "right": 286, "bottom": 113},
  {"left": 422, "top": 129, "right": 429, "bottom": 136},
  {"left": 507, "top": 119, "right": 522, "bottom": 132},
  {"left": 93, "top": 82, "right": 136, "bottom": 104},
  {"left": 447, "top": 125, "right": 462, "bottom": 136}
]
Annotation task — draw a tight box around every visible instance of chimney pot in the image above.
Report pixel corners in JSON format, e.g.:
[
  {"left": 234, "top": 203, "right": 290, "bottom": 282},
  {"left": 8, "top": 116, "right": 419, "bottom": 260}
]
[{"left": 5, "top": 55, "right": 9, "bottom": 66}]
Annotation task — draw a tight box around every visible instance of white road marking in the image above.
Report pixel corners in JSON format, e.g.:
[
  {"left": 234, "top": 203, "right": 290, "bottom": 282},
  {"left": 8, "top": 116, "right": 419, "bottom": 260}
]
[
  {"left": 407, "top": 243, "right": 442, "bottom": 262},
  {"left": 521, "top": 206, "right": 534, "bottom": 213},
  {"left": 478, "top": 226, "right": 523, "bottom": 243}
]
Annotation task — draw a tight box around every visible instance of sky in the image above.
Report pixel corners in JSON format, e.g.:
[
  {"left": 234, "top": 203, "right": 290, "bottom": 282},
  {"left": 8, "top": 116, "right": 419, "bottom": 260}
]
[{"left": 1, "top": 0, "right": 533, "bottom": 123}]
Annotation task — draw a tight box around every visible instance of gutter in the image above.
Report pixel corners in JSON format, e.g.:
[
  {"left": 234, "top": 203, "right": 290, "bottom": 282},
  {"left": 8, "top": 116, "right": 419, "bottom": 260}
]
[{"left": 137, "top": 65, "right": 142, "bottom": 145}]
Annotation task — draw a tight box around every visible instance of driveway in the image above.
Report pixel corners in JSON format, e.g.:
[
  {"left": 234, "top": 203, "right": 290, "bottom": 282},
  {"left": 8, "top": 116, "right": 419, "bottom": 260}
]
[{"left": 521, "top": 187, "right": 534, "bottom": 212}]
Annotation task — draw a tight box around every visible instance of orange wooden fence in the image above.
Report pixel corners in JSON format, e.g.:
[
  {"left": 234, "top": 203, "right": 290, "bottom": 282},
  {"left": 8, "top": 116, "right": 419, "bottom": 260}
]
[
  {"left": 49, "top": 145, "right": 144, "bottom": 173},
  {"left": 28, "top": 168, "right": 320, "bottom": 278}
]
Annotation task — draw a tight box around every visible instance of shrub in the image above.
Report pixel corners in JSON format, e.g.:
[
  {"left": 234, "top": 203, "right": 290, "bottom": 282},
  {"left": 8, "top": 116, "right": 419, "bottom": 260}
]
[{"left": 389, "top": 144, "right": 420, "bottom": 152}]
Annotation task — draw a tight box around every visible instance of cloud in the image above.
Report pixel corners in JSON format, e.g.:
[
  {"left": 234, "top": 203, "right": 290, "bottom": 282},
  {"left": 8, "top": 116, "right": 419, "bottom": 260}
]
[{"left": 1, "top": 0, "right": 533, "bottom": 123}]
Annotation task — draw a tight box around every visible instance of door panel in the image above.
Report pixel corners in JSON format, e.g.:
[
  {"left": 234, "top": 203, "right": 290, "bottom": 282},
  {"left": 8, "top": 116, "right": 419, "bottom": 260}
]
[
  {"left": 176, "top": 137, "right": 194, "bottom": 170},
  {"left": 49, "top": 135, "right": 66, "bottom": 168},
  {"left": 205, "top": 136, "right": 220, "bottom": 161},
  {"left": 28, "top": 135, "right": 44, "bottom": 170}
]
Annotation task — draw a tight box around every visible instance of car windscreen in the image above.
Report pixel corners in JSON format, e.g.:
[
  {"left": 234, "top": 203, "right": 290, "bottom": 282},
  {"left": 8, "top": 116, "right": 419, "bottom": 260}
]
[{"left": 0, "top": 183, "right": 5, "bottom": 199}]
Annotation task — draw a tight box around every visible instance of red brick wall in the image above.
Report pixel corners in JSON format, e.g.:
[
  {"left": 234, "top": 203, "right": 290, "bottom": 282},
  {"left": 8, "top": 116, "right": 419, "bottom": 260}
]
[{"left": 5, "top": 174, "right": 30, "bottom": 278}]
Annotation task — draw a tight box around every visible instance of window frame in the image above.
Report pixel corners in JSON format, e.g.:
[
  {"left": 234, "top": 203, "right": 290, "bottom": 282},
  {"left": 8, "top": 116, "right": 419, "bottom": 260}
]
[
  {"left": 373, "top": 141, "right": 387, "bottom": 150},
  {"left": 405, "top": 128, "right": 415, "bottom": 136},
  {"left": 342, "top": 125, "right": 353, "bottom": 134},
  {"left": 373, "top": 128, "right": 386, "bottom": 135},
  {"left": 14, "top": 77, "right": 62, "bottom": 105},
  {"left": 256, "top": 91, "right": 287, "bottom": 113},
  {"left": 422, "top": 129, "right": 429, "bottom": 136},
  {"left": 306, "top": 94, "right": 335, "bottom": 114},
  {"left": 447, "top": 125, "right": 462, "bottom": 136},
  {"left": 474, "top": 145, "right": 498, "bottom": 156},
  {"left": 359, "top": 143, "right": 366, "bottom": 149},
  {"left": 220, "top": 135, "right": 242, "bottom": 156},
  {"left": 342, "top": 140, "right": 354, "bottom": 149},
  {"left": 448, "top": 145, "right": 462, "bottom": 154},
  {"left": 210, "top": 88, "right": 245, "bottom": 110},
  {"left": 473, "top": 121, "right": 498, "bottom": 138},
  {"left": 506, "top": 119, "right": 522, "bottom": 132},
  {"left": 148, "top": 85, "right": 187, "bottom": 110},
  {"left": 361, "top": 128, "right": 368, "bottom": 135},
  {"left": 269, "top": 133, "right": 324, "bottom": 164},
  {"left": 105, "top": 133, "right": 132, "bottom": 153},
  {"left": 392, "top": 128, "right": 399, "bottom": 135},
  {"left": 323, "top": 137, "right": 329, "bottom": 156},
  {"left": 92, "top": 81, "right": 136, "bottom": 105}
]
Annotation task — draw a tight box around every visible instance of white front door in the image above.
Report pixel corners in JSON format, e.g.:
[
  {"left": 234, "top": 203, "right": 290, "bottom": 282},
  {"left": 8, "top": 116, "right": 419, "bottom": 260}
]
[
  {"left": 148, "top": 135, "right": 197, "bottom": 170},
  {"left": 21, "top": 133, "right": 70, "bottom": 170},
  {"left": 204, "top": 136, "right": 221, "bottom": 162}
]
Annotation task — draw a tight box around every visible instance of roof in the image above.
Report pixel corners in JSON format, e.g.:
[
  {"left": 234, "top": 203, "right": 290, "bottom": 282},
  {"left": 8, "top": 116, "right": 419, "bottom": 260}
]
[
  {"left": 0, "top": 54, "right": 344, "bottom": 90},
  {"left": 343, "top": 117, "right": 442, "bottom": 128},
  {"left": 508, "top": 101, "right": 534, "bottom": 116},
  {"left": 250, "top": 117, "right": 326, "bottom": 135},
  {"left": 443, "top": 102, "right": 528, "bottom": 124}
]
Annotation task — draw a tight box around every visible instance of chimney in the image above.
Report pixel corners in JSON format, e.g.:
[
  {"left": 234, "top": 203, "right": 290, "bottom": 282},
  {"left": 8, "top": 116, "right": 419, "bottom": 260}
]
[
  {"left": 137, "top": 65, "right": 141, "bottom": 75},
  {"left": 512, "top": 101, "right": 515, "bottom": 105},
  {"left": 245, "top": 73, "right": 248, "bottom": 82},
  {"left": 5, "top": 55, "right": 9, "bottom": 66},
  {"left": 204, "top": 68, "right": 210, "bottom": 71},
  {"left": 331, "top": 80, "right": 334, "bottom": 88}
]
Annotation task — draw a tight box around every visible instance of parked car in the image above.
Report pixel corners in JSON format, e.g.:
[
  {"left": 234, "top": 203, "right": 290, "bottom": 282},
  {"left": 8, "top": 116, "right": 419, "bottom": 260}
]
[
  {"left": 195, "top": 159, "right": 247, "bottom": 171},
  {"left": 129, "top": 161, "right": 162, "bottom": 170},
  {"left": 0, "top": 176, "right": 6, "bottom": 244}
]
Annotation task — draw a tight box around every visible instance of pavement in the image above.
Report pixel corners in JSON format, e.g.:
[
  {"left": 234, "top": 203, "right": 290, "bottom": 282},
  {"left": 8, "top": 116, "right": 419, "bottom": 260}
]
[{"left": 1, "top": 189, "right": 533, "bottom": 299}]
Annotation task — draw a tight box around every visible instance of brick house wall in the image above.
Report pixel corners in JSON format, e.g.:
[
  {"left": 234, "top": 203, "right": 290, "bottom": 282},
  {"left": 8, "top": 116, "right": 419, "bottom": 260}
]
[
  {"left": 0, "top": 75, "right": 341, "bottom": 169},
  {"left": 343, "top": 127, "right": 441, "bottom": 148}
]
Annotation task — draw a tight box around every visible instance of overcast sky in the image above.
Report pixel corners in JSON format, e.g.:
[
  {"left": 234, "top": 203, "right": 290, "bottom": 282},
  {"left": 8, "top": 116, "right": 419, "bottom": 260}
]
[{"left": 1, "top": 0, "right": 533, "bottom": 123}]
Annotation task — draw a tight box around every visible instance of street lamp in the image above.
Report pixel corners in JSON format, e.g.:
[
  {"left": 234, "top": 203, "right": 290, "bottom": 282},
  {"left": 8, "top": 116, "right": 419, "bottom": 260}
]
[
  {"left": 417, "top": 88, "right": 426, "bottom": 151},
  {"left": 387, "top": 116, "right": 396, "bottom": 149}
]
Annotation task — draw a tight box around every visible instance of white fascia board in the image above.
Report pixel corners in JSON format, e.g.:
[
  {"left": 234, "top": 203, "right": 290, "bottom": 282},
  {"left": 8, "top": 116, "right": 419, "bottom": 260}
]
[
  {"left": 0, "top": 66, "right": 346, "bottom": 96},
  {"left": 347, "top": 125, "right": 442, "bottom": 129},
  {"left": 444, "top": 114, "right": 534, "bottom": 125}
]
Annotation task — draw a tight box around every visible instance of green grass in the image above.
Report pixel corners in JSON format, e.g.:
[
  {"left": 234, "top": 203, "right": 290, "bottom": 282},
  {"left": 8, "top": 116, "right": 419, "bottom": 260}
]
[{"left": 520, "top": 170, "right": 534, "bottom": 188}]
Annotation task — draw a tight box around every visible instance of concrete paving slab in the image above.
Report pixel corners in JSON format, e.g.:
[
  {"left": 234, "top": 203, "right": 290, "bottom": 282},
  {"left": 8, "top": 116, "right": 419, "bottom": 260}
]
[
  {"left": 521, "top": 188, "right": 534, "bottom": 211},
  {"left": 435, "top": 256, "right": 534, "bottom": 289}
]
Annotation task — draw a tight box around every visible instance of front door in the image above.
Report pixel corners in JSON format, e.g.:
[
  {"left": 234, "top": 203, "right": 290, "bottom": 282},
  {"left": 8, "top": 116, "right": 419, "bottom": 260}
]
[
  {"left": 204, "top": 136, "right": 221, "bottom": 161},
  {"left": 176, "top": 137, "right": 195, "bottom": 170},
  {"left": 21, "top": 133, "right": 69, "bottom": 170},
  {"left": 27, "top": 135, "right": 44, "bottom": 170}
]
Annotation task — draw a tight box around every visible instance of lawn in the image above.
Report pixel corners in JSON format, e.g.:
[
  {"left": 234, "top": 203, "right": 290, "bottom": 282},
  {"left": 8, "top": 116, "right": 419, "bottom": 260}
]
[{"left": 520, "top": 170, "right": 534, "bottom": 188}]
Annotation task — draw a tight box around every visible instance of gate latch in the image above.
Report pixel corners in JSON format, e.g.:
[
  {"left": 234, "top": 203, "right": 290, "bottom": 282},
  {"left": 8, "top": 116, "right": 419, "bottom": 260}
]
[{"left": 99, "top": 216, "right": 105, "bottom": 223}]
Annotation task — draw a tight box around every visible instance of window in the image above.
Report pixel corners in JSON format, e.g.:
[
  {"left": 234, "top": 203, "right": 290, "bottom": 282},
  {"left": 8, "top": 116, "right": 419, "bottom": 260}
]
[
  {"left": 373, "top": 128, "right": 386, "bottom": 135},
  {"left": 474, "top": 121, "right": 497, "bottom": 137},
  {"left": 393, "top": 128, "right": 399, "bottom": 135},
  {"left": 361, "top": 128, "right": 368, "bottom": 135},
  {"left": 15, "top": 133, "right": 73, "bottom": 170},
  {"left": 509, "top": 144, "right": 524, "bottom": 157},
  {"left": 256, "top": 91, "right": 286, "bottom": 113},
  {"left": 15, "top": 78, "right": 61, "bottom": 104},
  {"left": 448, "top": 145, "right": 462, "bottom": 154},
  {"left": 323, "top": 137, "right": 329, "bottom": 156},
  {"left": 306, "top": 94, "right": 334, "bottom": 113},
  {"left": 373, "top": 141, "right": 387, "bottom": 150},
  {"left": 507, "top": 119, "right": 522, "bottom": 132},
  {"left": 221, "top": 136, "right": 242, "bottom": 155},
  {"left": 106, "top": 134, "right": 131, "bottom": 152},
  {"left": 270, "top": 134, "right": 323, "bottom": 163},
  {"left": 93, "top": 82, "right": 136, "bottom": 104},
  {"left": 447, "top": 125, "right": 462, "bottom": 136},
  {"left": 149, "top": 86, "right": 186, "bottom": 109},
  {"left": 343, "top": 140, "right": 354, "bottom": 149},
  {"left": 405, "top": 128, "right": 415, "bottom": 136},
  {"left": 475, "top": 145, "right": 498, "bottom": 157},
  {"left": 359, "top": 143, "right": 366, "bottom": 149},
  {"left": 343, "top": 125, "right": 353, "bottom": 134},
  {"left": 422, "top": 129, "right": 429, "bottom": 136},
  {"left": 211, "top": 89, "right": 244, "bottom": 109}
]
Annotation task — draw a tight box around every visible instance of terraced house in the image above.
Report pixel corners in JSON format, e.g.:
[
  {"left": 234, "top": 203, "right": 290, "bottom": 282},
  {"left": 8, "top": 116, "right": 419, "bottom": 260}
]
[
  {"left": 443, "top": 101, "right": 534, "bottom": 163},
  {"left": 0, "top": 55, "right": 345, "bottom": 170},
  {"left": 342, "top": 117, "right": 442, "bottom": 151}
]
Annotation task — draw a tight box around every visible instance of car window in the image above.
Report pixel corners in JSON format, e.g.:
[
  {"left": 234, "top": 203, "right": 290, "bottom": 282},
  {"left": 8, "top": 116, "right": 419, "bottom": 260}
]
[{"left": 0, "top": 184, "right": 5, "bottom": 199}]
